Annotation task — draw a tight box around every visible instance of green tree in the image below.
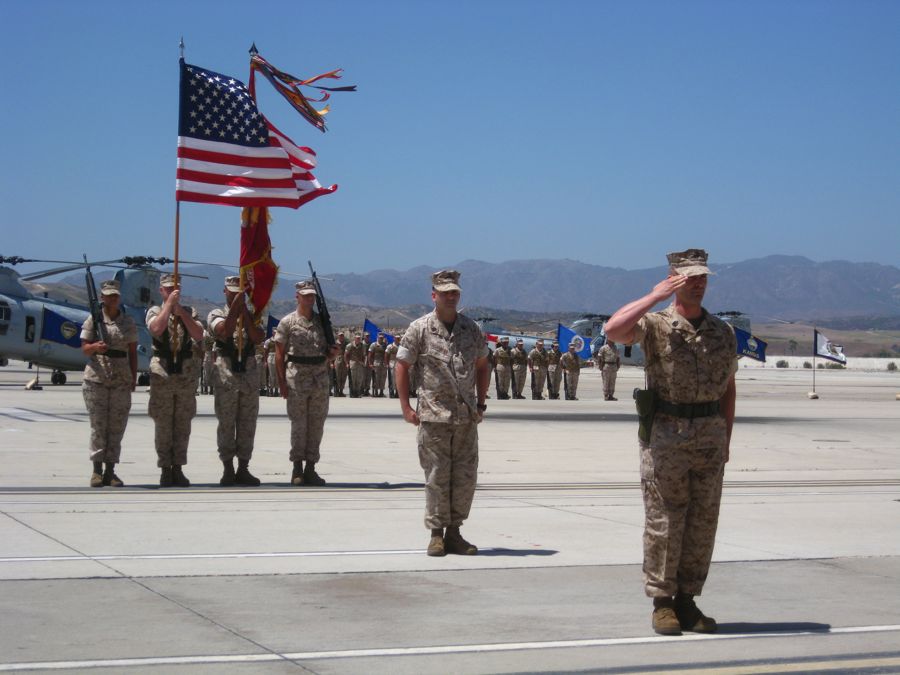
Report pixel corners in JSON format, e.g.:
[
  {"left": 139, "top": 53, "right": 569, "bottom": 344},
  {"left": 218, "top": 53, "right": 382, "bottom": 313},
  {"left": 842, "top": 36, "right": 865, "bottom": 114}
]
[{"left": 788, "top": 339, "right": 798, "bottom": 356}]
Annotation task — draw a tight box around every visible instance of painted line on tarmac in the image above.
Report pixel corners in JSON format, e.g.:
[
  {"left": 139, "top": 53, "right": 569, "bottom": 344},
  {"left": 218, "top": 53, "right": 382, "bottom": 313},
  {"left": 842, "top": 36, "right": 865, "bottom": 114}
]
[
  {"left": 0, "top": 624, "right": 898, "bottom": 671},
  {"left": 0, "top": 549, "right": 429, "bottom": 563},
  {"left": 0, "top": 407, "right": 81, "bottom": 422}
]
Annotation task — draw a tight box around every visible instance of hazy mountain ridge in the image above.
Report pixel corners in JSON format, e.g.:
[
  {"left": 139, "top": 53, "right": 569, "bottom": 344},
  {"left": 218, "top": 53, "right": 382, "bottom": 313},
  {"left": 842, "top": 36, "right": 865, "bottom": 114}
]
[{"left": 46, "top": 255, "right": 900, "bottom": 323}]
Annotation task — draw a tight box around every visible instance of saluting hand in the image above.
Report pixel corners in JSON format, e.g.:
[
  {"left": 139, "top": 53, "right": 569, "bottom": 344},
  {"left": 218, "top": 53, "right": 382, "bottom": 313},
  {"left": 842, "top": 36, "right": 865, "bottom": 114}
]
[{"left": 651, "top": 274, "right": 688, "bottom": 302}]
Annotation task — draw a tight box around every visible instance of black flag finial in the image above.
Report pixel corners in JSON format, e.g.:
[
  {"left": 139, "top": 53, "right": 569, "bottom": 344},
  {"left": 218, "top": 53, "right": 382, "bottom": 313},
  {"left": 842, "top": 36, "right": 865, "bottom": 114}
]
[
  {"left": 249, "top": 42, "right": 258, "bottom": 57},
  {"left": 179, "top": 36, "right": 185, "bottom": 59}
]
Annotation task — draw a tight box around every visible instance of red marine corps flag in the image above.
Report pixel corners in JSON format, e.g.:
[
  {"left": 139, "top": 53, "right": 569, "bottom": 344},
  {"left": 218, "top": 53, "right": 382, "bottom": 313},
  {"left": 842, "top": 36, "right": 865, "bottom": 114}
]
[{"left": 240, "top": 206, "right": 278, "bottom": 322}]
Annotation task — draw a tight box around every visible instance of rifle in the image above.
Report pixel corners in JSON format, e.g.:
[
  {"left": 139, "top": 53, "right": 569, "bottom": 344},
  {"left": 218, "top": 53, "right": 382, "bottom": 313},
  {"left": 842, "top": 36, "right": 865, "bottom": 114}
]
[
  {"left": 530, "top": 368, "right": 536, "bottom": 399},
  {"left": 83, "top": 255, "right": 109, "bottom": 345},
  {"left": 307, "top": 261, "right": 335, "bottom": 347}
]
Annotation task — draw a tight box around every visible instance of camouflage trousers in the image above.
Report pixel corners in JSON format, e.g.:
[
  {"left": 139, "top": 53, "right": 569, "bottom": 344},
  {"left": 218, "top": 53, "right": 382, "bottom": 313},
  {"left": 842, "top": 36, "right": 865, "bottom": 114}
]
[
  {"left": 512, "top": 365, "right": 527, "bottom": 397},
  {"left": 267, "top": 360, "right": 278, "bottom": 394},
  {"left": 417, "top": 421, "right": 479, "bottom": 529},
  {"left": 548, "top": 365, "right": 561, "bottom": 397},
  {"left": 372, "top": 365, "right": 387, "bottom": 394},
  {"left": 531, "top": 366, "right": 547, "bottom": 397},
  {"left": 564, "top": 370, "right": 580, "bottom": 398},
  {"left": 640, "top": 414, "right": 727, "bottom": 597},
  {"left": 201, "top": 354, "right": 214, "bottom": 394},
  {"left": 148, "top": 373, "right": 197, "bottom": 468},
  {"left": 602, "top": 366, "right": 618, "bottom": 397},
  {"left": 286, "top": 368, "right": 330, "bottom": 463},
  {"left": 334, "top": 360, "right": 347, "bottom": 395},
  {"left": 348, "top": 362, "right": 365, "bottom": 397},
  {"left": 213, "top": 368, "right": 260, "bottom": 462},
  {"left": 83, "top": 380, "right": 132, "bottom": 464},
  {"left": 495, "top": 364, "right": 510, "bottom": 397}
]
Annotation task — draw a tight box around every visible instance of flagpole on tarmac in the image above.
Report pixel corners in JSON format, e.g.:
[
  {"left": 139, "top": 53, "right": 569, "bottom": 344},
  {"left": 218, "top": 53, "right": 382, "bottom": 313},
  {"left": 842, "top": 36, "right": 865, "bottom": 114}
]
[{"left": 809, "top": 327, "right": 819, "bottom": 399}]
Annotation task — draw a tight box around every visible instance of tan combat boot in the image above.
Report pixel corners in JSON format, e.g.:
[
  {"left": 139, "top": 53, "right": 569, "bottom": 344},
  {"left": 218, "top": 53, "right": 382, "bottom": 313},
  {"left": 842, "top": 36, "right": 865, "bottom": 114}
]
[
  {"left": 427, "top": 528, "right": 445, "bottom": 557},
  {"left": 651, "top": 597, "right": 682, "bottom": 636},
  {"left": 675, "top": 593, "right": 717, "bottom": 633},
  {"left": 90, "top": 462, "right": 103, "bottom": 488},
  {"left": 443, "top": 526, "right": 477, "bottom": 555}
]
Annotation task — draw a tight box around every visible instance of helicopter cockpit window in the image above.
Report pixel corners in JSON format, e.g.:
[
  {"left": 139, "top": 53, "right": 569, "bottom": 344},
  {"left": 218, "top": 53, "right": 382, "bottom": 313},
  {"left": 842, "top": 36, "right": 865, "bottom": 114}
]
[
  {"left": 25, "top": 316, "right": 36, "bottom": 343},
  {"left": 0, "top": 301, "right": 9, "bottom": 335}
]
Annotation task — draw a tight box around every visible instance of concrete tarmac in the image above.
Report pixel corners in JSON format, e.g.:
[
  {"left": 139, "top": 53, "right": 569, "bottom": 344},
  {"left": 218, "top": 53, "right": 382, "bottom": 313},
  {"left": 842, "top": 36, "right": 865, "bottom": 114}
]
[{"left": 0, "top": 361, "right": 898, "bottom": 673}]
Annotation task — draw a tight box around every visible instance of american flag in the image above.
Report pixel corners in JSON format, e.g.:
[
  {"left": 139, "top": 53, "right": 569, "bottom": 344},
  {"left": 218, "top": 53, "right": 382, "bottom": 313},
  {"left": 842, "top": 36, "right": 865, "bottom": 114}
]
[{"left": 176, "top": 60, "right": 337, "bottom": 208}]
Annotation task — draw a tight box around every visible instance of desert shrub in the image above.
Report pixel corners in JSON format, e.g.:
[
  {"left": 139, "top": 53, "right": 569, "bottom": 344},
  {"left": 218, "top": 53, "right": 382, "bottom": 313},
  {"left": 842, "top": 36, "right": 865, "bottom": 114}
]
[
  {"left": 824, "top": 362, "right": 845, "bottom": 370},
  {"left": 888, "top": 362, "right": 897, "bottom": 372},
  {"left": 776, "top": 360, "right": 789, "bottom": 368},
  {"left": 803, "top": 361, "right": 812, "bottom": 369}
]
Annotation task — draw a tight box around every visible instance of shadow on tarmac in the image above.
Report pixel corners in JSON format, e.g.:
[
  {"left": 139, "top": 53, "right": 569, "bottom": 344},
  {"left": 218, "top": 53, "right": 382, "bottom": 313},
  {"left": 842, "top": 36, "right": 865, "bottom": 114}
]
[
  {"left": 716, "top": 621, "right": 832, "bottom": 634},
  {"left": 478, "top": 547, "right": 558, "bottom": 557}
]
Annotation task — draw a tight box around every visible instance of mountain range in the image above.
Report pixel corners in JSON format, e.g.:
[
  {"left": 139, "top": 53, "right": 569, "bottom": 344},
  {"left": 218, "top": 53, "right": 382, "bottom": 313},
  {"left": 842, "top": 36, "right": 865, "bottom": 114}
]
[{"left": 50, "top": 255, "right": 900, "bottom": 324}]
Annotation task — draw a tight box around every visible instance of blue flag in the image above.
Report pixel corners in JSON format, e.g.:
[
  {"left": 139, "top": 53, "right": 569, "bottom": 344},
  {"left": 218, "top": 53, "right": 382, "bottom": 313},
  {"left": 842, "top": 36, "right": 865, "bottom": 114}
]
[
  {"left": 266, "top": 314, "right": 280, "bottom": 339},
  {"left": 557, "top": 324, "right": 592, "bottom": 359},
  {"left": 363, "top": 318, "right": 395, "bottom": 344},
  {"left": 734, "top": 326, "right": 767, "bottom": 362},
  {"left": 40, "top": 307, "right": 83, "bottom": 348}
]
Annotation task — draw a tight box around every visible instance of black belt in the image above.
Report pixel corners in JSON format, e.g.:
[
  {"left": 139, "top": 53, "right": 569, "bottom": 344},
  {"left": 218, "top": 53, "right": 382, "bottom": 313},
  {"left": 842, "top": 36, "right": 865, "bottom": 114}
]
[
  {"left": 287, "top": 354, "right": 326, "bottom": 365},
  {"left": 657, "top": 399, "right": 720, "bottom": 419},
  {"left": 105, "top": 349, "right": 127, "bottom": 358}
]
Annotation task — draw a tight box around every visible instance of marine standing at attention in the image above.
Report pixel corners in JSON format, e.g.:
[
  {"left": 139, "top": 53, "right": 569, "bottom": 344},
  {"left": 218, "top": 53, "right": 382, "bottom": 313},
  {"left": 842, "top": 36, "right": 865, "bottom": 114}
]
[
  {"left": 80, "top": 280, "right": 138, "bottom": 488},
  {"left": 146, "top": 273, "right": 204, "bottom": 488},
  {"left": 275, "top": 280, "right": 340, "bottom": 487},
  {"left": 597, "top": 340, "right": 621, "bottom": 401},
  {"left": 510, "top": 338, "right": 529, "bottom": 399},
  {"left": 527, "top": 338, "right": 549, "bottom": 400},
  {"left": 547, "top": 340, "right": 562, "bottom": 399},
  {"left": 208, "top": 276, "right": 265, "bottom": 486},
  {"left": 559, "top": 343, "right": 582, "bottom": 400},
  {"left": 344, "top": 333, "right": 366, "bottom": 398},
  {"left": 395, "top": 270, "right": 490, "bottom": 557},
  {"left": 604, "top": 248, "right": 737, "bottom": 636},
  {"left": 493, "top": 336, "right": 512, "bottom": 399}
]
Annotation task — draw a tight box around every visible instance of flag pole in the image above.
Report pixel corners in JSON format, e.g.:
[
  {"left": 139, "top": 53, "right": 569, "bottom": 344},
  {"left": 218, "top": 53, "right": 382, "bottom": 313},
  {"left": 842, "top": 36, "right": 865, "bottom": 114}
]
[{"left": 809, "top": 327, "right": 819, "bottom": 399}]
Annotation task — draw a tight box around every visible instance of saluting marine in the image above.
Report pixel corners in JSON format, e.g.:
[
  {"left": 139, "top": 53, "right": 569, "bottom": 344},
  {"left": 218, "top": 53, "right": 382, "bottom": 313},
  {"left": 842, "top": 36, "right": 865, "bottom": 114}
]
[
  {"left": 80, "top": 279, "right": 138, "bottom": 488},
  {"left": 146, "top": 273, "right": 204, "bottom": 488},
  {"left": 605, "top": 248, "right": 737, "bottom": 636},
  {"left": 275, "top": 280, "right": 339, "bottom": 486},
  {"left": 208, "top": 276, "right": 265, "bottom": 486}
]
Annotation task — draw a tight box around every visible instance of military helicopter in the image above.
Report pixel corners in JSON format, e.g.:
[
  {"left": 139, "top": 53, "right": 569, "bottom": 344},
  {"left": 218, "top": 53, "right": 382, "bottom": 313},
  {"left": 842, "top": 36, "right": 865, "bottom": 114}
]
[{"left": 0, "top": 256, "right": 198, "bottom": 386}]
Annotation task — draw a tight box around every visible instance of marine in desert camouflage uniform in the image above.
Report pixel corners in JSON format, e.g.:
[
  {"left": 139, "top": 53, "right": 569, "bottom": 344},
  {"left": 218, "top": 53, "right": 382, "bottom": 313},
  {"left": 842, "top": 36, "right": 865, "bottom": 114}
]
[
  {"left": 510, "top": 338, "right": 528, "bottom": 399},
  {"left": 546, "top": 340, "right": 562, "bottom": 399},
  {"left": 275, "top": 281, "right": 340, "bottom": 486},
  {"left": 385, "top": 335, "right": 400, "bottom": 398},
  {"left": 605, "top": 248, "right": 737, "bottom": 637},
  {"left": 368, "top": 333, "right": 388, "bottom": 397},
  {"left": 344, "top": 334, "right": 366, "bottom": 398},
  {"left": 493, "top": 336, "right": 512, "bottom": 399},
  {"left": 80, "top": 279, "right": 138, "bottom": 488},
  {"left": 332, "top": 331, "right": 348, "bottom": 396},
  {"left": 559, "top": 344, "right": 582, "bottom": 400},
  {"left": 146, "top": 274, "right": 204, "bottom": 488},
  {"left": 527, "top": 339, "right": 549, "bottom": 400},
  {"left": 209, "top": 276, "right": 265, "bottom": 487},
  {"left": 396, "top": 270, "right": 490, "bottom": 558},
  {"left": 596, "top": 340, "right": 621, "bottom": 401}
]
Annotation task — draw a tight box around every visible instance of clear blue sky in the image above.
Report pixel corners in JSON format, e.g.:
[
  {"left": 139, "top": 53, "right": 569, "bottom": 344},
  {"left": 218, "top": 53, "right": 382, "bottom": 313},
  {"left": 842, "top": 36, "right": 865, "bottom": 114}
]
[{"left": 3, "top": 0, "right": 898, "bottom": 278}]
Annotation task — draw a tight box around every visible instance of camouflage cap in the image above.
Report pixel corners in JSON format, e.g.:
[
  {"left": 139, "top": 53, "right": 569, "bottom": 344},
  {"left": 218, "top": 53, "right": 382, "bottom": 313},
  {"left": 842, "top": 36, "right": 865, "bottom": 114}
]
[
  {"left": 667, "top": 248, "right": 712, "bottom": 277},
  {"left": 500, "top": 335, "right": 509, "bottom": 342},
  {"left": 224, "top": 276, "right": 241, "bottom": 292},
  {"left": 295, "top": 280, "right": 317, "bottom": 295},
  {"left": 160, "top": 273, "right": 178, "bottom": 288},
  {"left": 516, "top": 338, "right": 524, "bottom": 344},
  {"left": 431, "top": 269, "right": 461, "bottom": 292},
  {"left": 100, "top": 279, "right": 121, "bottom": 296}
]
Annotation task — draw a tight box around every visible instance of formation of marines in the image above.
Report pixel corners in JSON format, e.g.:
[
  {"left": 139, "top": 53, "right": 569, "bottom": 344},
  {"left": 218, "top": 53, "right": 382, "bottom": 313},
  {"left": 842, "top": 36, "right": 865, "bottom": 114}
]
[{"left": 79, "top": 251, "right": 736, "bottom": 637}]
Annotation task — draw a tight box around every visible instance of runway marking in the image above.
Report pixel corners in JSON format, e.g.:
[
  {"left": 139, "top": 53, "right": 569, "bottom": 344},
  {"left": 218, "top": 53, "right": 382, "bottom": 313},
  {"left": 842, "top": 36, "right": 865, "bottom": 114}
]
[
  {"left": 0, "top": 549, "right": 427, "bottom": 563},
  {"left": 0, "top": 407, "right": 80, "bottom": 423},
  {"left": 0, "top": 624, "right": 898, "bottom": 671}
]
